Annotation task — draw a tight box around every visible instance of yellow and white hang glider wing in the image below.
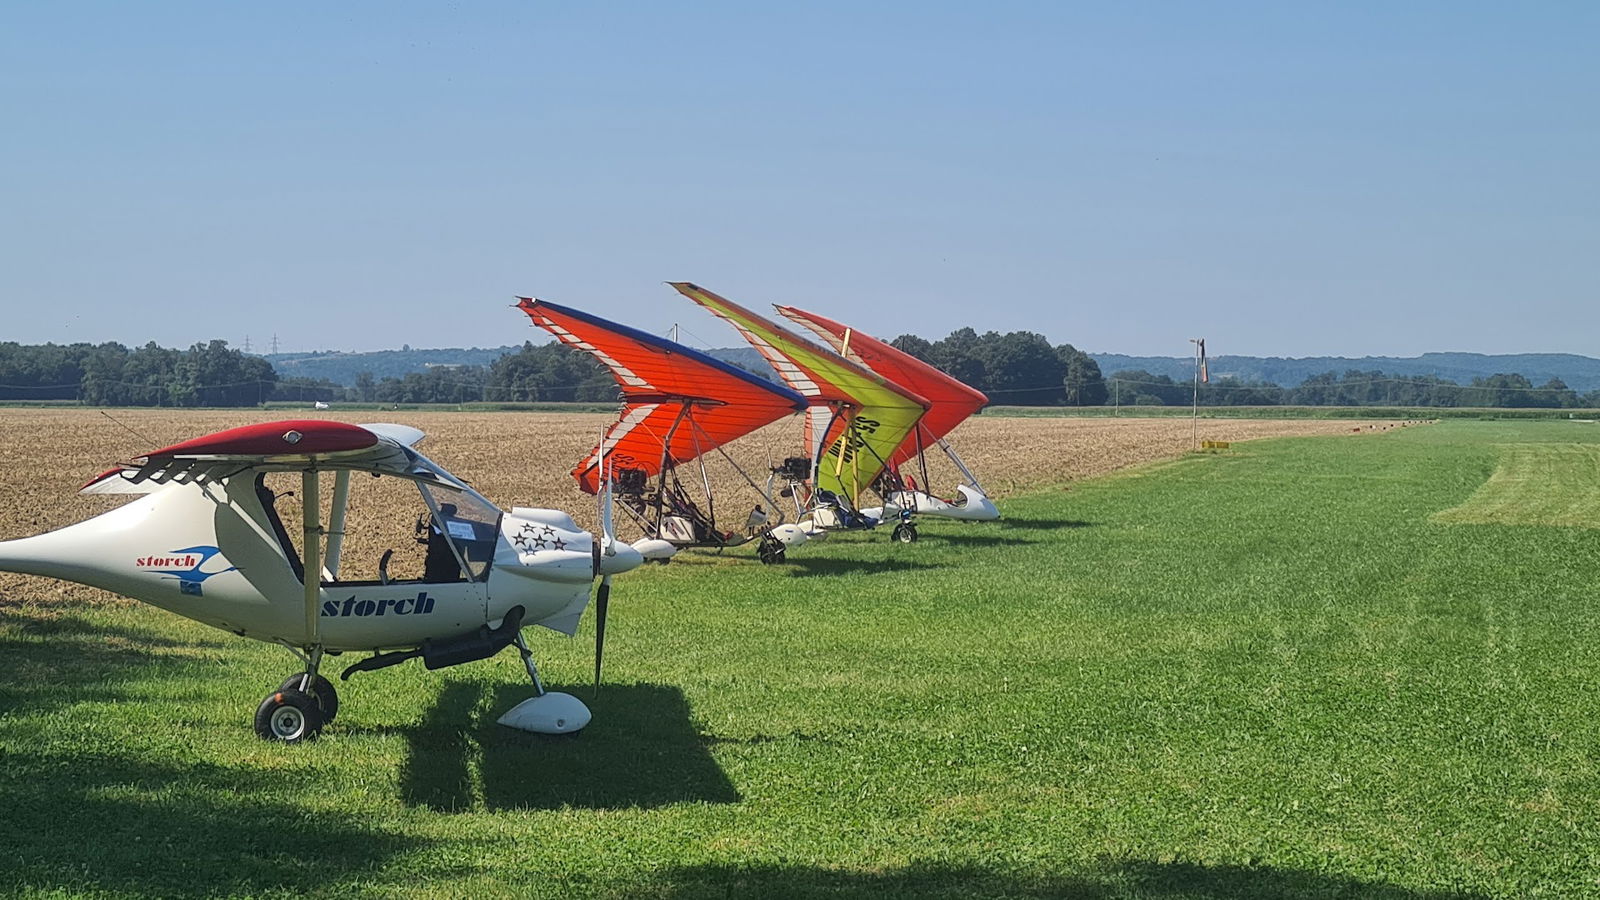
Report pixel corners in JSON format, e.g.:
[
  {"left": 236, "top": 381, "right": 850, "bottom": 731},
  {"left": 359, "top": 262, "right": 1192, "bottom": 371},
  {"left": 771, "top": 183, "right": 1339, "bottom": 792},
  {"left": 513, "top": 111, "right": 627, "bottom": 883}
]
[{"left": 669, "top": 282, "right": 929, "bottom": 506}]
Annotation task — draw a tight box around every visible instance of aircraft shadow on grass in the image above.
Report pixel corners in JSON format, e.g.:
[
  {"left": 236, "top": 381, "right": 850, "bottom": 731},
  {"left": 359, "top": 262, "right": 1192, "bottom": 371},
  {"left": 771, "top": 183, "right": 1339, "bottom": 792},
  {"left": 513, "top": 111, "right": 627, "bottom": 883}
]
[
  {"left": 924, "top": 531, "right": 1041, "bottom": 548},
  {"left": 0, "top": 742, "right": 427, "bottom": 898},
  {"left": 994, "top": 518, "right": 1094, "bottom": 532},
  {"left": 0, "top": 608, "right": 229, "bottom": 717},
  {"left": 0, "top": 609, "right": 438, "bottom": 896},
  {"left": 779, "top": 557, "right": 944, "bottom": 578},
  {"left": 398, "top": 680, "right": 740, "bottom": 812},
  {"left": 647, "top": 859, "right": 1492, "bottom": 900}
]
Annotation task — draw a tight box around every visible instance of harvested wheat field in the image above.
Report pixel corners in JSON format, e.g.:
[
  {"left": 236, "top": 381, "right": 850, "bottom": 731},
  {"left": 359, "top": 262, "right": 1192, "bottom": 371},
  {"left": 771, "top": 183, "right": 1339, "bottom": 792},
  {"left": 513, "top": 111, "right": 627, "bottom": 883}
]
[{"left": 0, "top": 407, "right": 1394, "bottom": 603}]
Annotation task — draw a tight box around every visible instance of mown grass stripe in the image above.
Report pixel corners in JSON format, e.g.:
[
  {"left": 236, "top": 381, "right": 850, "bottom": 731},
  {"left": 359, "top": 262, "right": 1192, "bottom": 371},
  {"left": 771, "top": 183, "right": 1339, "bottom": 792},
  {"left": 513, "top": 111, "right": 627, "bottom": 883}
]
[{"left": 1433, "top": 443, "right": 1600, "bottom": 527}]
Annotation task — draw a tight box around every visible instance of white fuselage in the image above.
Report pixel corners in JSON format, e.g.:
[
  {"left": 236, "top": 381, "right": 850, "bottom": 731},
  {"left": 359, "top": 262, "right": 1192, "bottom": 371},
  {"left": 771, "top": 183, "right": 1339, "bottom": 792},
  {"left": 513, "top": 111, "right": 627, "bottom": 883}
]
[{"left": 0, "top": 474, "right": 600, "bottom": 651}]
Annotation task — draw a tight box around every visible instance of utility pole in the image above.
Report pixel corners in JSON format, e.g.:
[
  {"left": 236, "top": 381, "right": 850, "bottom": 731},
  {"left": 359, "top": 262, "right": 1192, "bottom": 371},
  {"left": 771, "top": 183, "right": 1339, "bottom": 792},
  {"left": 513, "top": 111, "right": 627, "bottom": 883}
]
[{"left": 1189, "top": 338, "right": 1205, "bottom": 450}]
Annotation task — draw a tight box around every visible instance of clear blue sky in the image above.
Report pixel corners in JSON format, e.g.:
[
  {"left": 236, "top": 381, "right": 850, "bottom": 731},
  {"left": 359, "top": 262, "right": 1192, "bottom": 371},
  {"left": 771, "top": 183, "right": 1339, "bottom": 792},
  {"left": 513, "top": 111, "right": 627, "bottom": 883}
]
[{"left": 2, "top": 2, "right": 1595, "bottom": 357}]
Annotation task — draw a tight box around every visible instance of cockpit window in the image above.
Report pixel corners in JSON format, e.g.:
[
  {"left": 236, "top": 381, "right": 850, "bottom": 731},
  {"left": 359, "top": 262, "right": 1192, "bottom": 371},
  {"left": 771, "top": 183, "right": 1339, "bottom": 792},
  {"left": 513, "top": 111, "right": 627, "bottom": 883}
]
[
  {"left": 418, "top": 481, "right": 501, "bottom": 582},
  {"left": 262, "top": 449, "right": 504, "bottom": 587}
]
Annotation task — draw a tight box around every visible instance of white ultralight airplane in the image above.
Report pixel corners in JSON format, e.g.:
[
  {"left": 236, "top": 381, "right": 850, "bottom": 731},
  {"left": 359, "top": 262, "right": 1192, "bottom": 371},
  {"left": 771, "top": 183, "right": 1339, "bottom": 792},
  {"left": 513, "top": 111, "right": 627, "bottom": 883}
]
[{"left": 0, "top": 419, "right": 668, "bottom": 742}]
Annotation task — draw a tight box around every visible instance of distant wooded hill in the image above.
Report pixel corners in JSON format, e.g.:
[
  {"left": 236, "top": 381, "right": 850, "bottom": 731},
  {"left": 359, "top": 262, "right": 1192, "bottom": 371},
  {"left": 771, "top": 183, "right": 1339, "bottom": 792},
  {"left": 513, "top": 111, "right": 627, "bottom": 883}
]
[
  {"left": 1088, "top": 352, "right": 1600, "bottom": 394},
  {"left": 262, "top": 345, "right": 771, "bottom": 387},
  {"left": 263, "top": 346, "right": 523, "bottom": 385},
  {"left": 266, "top": 345, "right": 1600, "bottom": 395}
]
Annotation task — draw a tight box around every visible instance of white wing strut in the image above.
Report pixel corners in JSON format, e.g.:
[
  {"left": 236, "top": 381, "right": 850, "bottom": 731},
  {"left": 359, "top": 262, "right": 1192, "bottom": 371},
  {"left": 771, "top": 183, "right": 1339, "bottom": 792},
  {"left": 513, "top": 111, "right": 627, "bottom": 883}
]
[{"left": 301, "top": 470, "right": 322, "bottom": 646}]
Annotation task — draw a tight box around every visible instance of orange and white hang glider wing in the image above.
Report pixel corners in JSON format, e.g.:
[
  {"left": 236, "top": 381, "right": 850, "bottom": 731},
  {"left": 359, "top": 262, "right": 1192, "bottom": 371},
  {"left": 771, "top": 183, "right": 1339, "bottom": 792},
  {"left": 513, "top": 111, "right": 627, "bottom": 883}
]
[{"left": 517, "top": 298, "right": 807, "bottom": 494}]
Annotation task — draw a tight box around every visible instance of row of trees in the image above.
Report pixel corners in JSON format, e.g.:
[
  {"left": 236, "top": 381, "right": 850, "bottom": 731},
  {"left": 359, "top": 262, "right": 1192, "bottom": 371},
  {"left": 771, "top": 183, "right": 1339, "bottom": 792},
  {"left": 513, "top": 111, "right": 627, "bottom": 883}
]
[
  {"left": 0, "top": 340, "right": 615, "bottom": 407},
  {"left": 888, "top": 328, "right": 1107, "bottom": 406},
  {"left": 884, "top": 330, "right": 1600, "bottom": 408},
  {"left": 1105, "top": 369, "right": 1600, "bottom": 408},
  {"left": 0, "top": 340, "right": 278, "bottom": 406},
  {"left": 4, "top": 336, "right": 1598, "bottom": 409}
]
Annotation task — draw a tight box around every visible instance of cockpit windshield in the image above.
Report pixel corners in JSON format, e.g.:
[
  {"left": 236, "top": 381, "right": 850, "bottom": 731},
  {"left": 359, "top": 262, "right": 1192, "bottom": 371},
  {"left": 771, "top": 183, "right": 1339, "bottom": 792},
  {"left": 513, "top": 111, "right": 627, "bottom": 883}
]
[
  {"left": 257, "top": 441, "right": 506, "bottom": 588},
  {"left": 417, "top": 482, "right": 498, "bottom": 581},
  {"left": 409, "top": 450, "right": 502, "bottom": 582}
]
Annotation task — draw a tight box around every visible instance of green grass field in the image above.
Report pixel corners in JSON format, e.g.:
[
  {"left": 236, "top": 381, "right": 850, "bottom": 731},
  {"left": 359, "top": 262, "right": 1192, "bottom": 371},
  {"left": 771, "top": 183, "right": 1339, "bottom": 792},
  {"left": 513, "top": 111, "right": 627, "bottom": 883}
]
[{"left": 5, "top": 420, "right": 1600, "bottom": 898}]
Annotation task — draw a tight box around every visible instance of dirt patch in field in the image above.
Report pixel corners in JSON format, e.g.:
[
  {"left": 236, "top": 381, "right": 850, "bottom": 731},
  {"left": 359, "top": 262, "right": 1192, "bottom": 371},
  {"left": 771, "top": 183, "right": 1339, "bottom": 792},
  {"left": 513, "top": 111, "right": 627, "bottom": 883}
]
[{"left": 0, "top": 408, "right": 1399, "bottom": 604}]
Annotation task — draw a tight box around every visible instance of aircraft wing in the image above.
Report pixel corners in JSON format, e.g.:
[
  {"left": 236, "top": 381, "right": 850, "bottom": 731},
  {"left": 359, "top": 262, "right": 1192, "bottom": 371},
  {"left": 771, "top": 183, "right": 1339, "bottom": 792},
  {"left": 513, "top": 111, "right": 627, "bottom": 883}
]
[
  {"left": 774, "top": 306, "right": 987, "bottom": 472},
  {"left": 80, "top": 420, "right": 427, "bottom": 494},
  {"left": 516, "top": 298, "right": 807, "bottom": 493},
  {"left": 671, "top": 282, "right": 930, "bottom": 506}
]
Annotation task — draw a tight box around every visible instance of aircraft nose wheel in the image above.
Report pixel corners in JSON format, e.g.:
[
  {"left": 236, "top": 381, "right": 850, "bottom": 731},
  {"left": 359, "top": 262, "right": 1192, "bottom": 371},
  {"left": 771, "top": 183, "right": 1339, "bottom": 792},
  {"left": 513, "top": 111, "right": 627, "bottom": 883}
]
[
  {"left": 892, "top": 522, "right": 918, "bottom": 543},
  {"left": 757, "top": 533, "right": 786, "bottom": 564},
  {"left": 254, "top": 688, "right": 324, "bottom": 742}
]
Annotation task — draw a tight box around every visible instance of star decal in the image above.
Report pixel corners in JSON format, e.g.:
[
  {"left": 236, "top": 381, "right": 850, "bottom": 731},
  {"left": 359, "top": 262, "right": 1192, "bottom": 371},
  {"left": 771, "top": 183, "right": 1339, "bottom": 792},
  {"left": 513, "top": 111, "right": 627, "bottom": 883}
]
[
  {"left": 512, "top": 523, "right": 538, "bottom": 551},
  {"left": 512, "top": 522, "right": 563, "bottom": 555}
]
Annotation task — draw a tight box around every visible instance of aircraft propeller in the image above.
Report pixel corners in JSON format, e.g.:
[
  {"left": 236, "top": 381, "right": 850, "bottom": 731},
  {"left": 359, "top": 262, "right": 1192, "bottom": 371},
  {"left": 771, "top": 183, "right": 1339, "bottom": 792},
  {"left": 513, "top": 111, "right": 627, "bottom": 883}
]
[{"left": 593, "top": 575, "right": 611, "bottom": 697}]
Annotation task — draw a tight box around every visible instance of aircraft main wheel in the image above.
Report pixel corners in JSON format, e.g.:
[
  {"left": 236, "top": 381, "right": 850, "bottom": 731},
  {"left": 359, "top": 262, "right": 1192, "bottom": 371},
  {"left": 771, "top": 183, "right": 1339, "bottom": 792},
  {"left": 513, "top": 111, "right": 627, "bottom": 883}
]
[
  {"left": 758, "top": 534, "right": 786, "bottom": 565},
  {"left": 892, "top": 522, "right": 918, "bottom": 543},
  {"left": 277, "top": 673, "right": 339, "bottom": 723},
  {"left": 254, "top": 689, "right": 324, "bottom": 743}
]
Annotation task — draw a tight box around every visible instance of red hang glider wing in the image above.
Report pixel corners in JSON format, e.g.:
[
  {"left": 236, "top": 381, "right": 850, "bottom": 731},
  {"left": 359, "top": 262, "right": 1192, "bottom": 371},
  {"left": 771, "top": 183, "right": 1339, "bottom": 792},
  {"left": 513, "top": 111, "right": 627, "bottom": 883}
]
[
  {"left": 775, "top": 306, "right": 988, "bottom": 471},
  {"left": 517, "top": 298, "right": 807, "bottom": 494},
  {"left": 80, "top": 420, "right": 421, "bottom": 493}
]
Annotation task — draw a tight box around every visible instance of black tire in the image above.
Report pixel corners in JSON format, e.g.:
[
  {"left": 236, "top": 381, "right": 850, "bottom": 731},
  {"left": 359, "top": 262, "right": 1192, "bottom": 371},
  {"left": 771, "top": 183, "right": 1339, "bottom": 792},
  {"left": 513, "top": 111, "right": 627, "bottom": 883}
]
[
  {"left": 254, "top": 688, "right": 324, "bottom": 743},
  {"left": 758, "top": 534, "right": 786, "bottom": 565},
  {"left": 893, "top": 522, "right": 918, "bottom": 544},
  {"left": 278, "top": 673, "right": 339, "bottom": 723}
]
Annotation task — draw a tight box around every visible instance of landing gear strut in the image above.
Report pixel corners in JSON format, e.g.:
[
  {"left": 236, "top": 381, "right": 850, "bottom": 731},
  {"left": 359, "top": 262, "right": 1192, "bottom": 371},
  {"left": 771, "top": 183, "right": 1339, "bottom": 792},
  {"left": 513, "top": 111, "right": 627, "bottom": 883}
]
[
  {"left": 278, "top": 672, "right": 339, "bottom": 722},
  {"left": 496, "top": 631, "right": 592, "bottom": 734},
  {"left": 256, "top": 646, "right": 335, "bottom": 743},
  {"left": 757, "top": 532, "right": 786, "bottom": 565}
]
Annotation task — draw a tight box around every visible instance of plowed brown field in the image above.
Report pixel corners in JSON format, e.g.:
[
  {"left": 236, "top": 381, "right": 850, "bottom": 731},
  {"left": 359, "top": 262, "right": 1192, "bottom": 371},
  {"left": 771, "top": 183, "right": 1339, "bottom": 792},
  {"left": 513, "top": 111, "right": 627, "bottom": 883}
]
[{"left": 0, "top": 408, "right": 1396, "bottom": 603}]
